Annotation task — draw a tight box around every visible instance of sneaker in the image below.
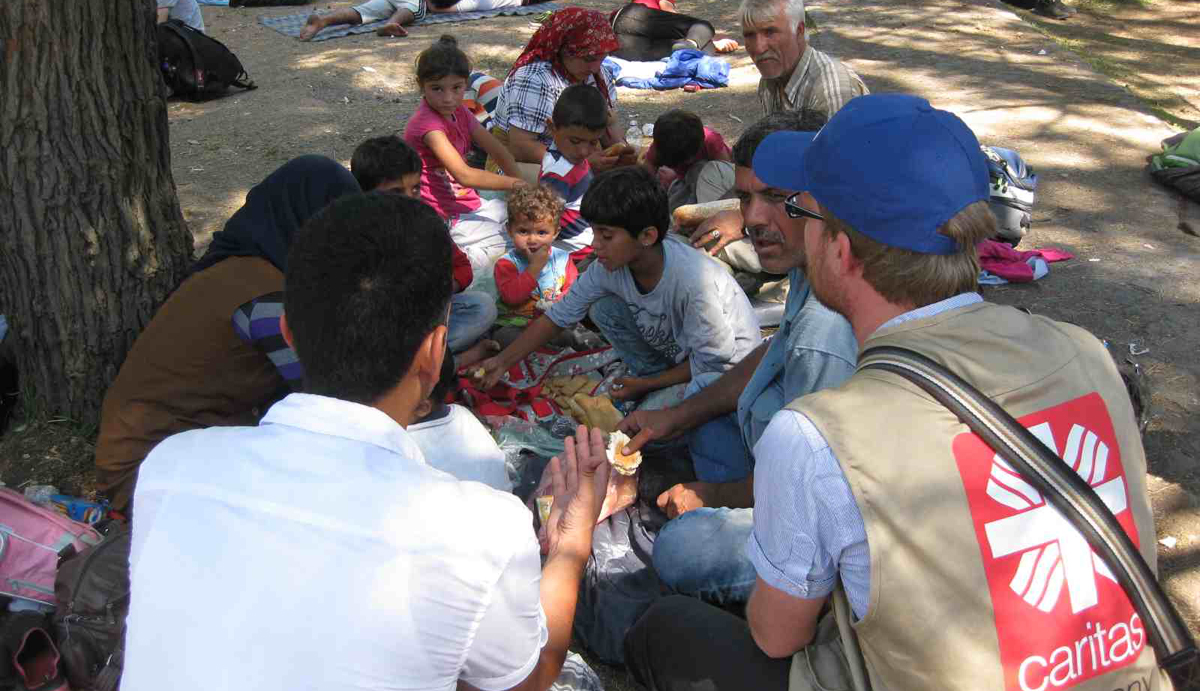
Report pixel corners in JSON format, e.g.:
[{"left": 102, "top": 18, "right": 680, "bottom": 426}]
[{"left": 1033, "top": 0, "right": 1073, "bottom": 19}]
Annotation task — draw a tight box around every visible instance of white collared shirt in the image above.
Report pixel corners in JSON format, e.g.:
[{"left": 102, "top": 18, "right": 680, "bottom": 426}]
[{"left": 123, "top": 393, "right": 547, "bottom": 691}]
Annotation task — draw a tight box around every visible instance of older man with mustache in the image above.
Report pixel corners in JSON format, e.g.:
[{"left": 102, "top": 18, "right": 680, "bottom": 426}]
[
  {"left": 682, "top": 0, "right": 867, "bottom": 281},
  {"left": 617, "top": 110, "right": 858, "bottom": 607},
  {"left": 743, "top": 0, "right": 867, "bottom": 116}
]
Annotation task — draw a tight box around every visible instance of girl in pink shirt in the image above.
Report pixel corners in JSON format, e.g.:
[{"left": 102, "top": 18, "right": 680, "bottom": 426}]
[{"left": 404, "top": 35, "right": 526, "bottom": 274}]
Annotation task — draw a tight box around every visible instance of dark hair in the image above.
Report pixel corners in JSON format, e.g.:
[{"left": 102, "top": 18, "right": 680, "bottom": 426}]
[
  {"left": 652, "top": 110, "right": 705, "bottom": 169},
  {"left": 580, "top": 166, "right": 669, "bottom": 244},
  {"left": 731, "top": 109, "right": 828, "bottom": 167},
  {"left": 552, "top": 84, "right": 608, "bottom": 131},
  {"left": 351, "top": 135, "right": 422, "bottom": 192},
  {"left": 415, "top": 35, "right": 471, "bottom": 86},
  {"left": 284, "top": 194, "right": 454, "bottom": 404},
  {"left": 429, "top": 348, "right": 457, "bottom": 403}
]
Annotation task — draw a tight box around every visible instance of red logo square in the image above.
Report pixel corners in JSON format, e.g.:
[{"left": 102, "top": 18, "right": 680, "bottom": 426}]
[{"left": 953, "top": 392, "right": 1145, "bottom": 691}]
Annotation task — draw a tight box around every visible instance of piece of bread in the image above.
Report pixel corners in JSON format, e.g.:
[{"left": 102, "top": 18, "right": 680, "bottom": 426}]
[
  {"left": 607, "top": 431, "right": 642, "bottom": 476},
  {"left": 536, "top": 495, "right": 554, "bottom": 525},
  {"left": 671, "top": 198, "right": 741, "bottom": 228},
  {"left": 573, "top": 393, "right": 623, "bottom": 433},
  {"left": 604, "top": 143, "right": 636, "bottom": 159}
]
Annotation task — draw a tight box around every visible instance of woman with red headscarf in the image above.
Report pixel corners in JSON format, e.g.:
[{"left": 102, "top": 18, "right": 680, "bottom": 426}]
[{"left": 489, "top": 8, "right": 625, "bottom": 175}]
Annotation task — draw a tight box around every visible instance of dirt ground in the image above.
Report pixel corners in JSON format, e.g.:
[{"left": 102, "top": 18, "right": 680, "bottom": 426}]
[{"left": 1, "top": 0, "right": 1197, "bottom": 686}]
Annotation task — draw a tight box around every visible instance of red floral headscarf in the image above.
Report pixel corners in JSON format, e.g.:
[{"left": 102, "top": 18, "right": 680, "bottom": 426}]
[{"left": 508, "top": 8, "right": 619, "bottom": 102}]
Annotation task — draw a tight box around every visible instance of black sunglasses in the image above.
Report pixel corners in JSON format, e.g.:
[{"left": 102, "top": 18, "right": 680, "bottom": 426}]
[{"left": 784, "top": 193, "right": 824, "bottom": 222}]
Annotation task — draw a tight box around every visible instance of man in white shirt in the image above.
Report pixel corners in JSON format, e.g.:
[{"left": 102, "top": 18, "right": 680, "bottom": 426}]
[
  {"left": 157, "top": 0, "right": 205, "bottom": 33},
  {"left": 123, "top": 193, "right": 611, "bottom": 691}
]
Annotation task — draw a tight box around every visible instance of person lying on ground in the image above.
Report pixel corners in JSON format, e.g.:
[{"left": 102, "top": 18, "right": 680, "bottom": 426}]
[
  {"left": 93, "top": 155, "right": 360, "bottom": 513},
  {"left": 477, "top": 166, "right": 761, "bottom": 409},
  {"left": 352, "top": 134, "right": 499, "bottom": 366},
  {"left": 489, "top": 8, "right": 625, "bottom": 173},
  {"left": 539, "top": 83, "right": 611, "bottom": 262},
  {"left": 299, "top": 0, "right": 423, "bottom": 40},
  {"left": 644, "top": 109, "right": 734, "bottom": 212},
  {"left": 742, "top": 0, "right": 866, "bottom": 117},
  {"left": 609, "top": 0, "right": 738, "bottom": 62},
  {"left": 409, "top": 346, "right": 511, "bottom": 491},
  {"left": 427, "top": 0, "right": 550, "bottom": 13},
  {"left": 405, "top": 35, "right": 527, "bottom": 277},
  {"left": 122, "top": 192, "right": 613, "bottom": 691},
  {"left": 493, "top": 185, "right": 579, "bottom": 349},
  {"left": 616, "top": 110, "right": 856, "bottom": 606},
  {"left": 625, "top": 93, "right": 1165, "bottom": 691}
]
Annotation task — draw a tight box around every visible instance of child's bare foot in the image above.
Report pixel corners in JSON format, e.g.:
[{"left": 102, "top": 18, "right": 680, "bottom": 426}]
[
  {"left": 298, "top": 14, "right": 325, "bottom": 41},
  {"left": 456, "top": 339, "right": 501, "bottom": 370},
  {"left": 713, "top": 38, "right": 740, "bottom": 53},
  {"left": 375, "top": 22, "right": 409, "bottom": 37}
]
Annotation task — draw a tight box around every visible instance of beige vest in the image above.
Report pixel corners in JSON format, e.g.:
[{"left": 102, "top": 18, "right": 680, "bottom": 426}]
[{"left": 788, "top": 302, "right": 1166, "bottom": 691}]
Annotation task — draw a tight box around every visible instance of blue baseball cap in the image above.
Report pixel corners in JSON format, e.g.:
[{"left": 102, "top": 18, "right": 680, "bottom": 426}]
[{"left": 751, "top": 94, "right": 990, "bottom": 255}]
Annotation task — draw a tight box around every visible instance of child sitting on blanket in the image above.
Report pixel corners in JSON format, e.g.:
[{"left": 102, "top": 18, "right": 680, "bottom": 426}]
[
  {"left": 476, "top": 166, "right": 761, "bottom": 405},
  {"left": 493, "top": 185, "right": 579, "bottom": 348},
  {"left": 404, "top": 35, "right": 527, "bottom": 276},
  {"left": 539, "top": 84, "right": 608, "bottom": 263},
  {"left": 353, "top": 134, "right": 499, "bottom": 366},
  {"left": 644, "top": 109, "right": 734, "bottom": 212},
  {"left": 408, "top": 349, "right": 511, "bottom": 491}
]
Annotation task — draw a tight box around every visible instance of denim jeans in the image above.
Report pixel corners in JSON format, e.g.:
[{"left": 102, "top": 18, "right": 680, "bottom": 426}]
[
  {"left": 652, "top": 506, "right": 757, "bottom": 605},
  {"left": 588, "top": 296, "right": 675, "bottom": 377},
  {"left": 684, "top": 372, "right": 754, "bottom": 483},
  {"left": 447, "top": 291, "right": 498, "bottom": 353},
  {"left": 588, "top": 296, "right": 690, "bottom": 411}
]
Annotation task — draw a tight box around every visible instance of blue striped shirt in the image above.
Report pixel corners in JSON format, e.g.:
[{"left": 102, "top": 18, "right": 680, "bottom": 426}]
[{"left": 747, "top": 292, "right": 982, "bottom": 618}]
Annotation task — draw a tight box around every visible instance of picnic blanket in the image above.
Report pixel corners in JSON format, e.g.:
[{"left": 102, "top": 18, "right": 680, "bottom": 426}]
[
  {"left": 258, "top": 3, "right": 561, "bottom": 40},
  {"left": 460, "top": 345, "right": 623, "bottom": 430}
]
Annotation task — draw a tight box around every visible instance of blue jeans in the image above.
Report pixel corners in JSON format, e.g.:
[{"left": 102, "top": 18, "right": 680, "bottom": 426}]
[
  {"left": 652, "top": 507, "right": 757, "bottom": 605},
  {"left": 684, "top": 373, "right": 754, "bottom": 483},
  {"left": 588, "top": 296, "right": 688, "bottom": 411},
  {"left": 448, "top": 291, "right": 498, "bottom": 353}
]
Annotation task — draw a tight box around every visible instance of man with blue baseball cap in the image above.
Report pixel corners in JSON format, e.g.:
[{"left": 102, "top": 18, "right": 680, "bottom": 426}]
[{"left": 625, "top": 94, "right": 1163, "bottom": 691}]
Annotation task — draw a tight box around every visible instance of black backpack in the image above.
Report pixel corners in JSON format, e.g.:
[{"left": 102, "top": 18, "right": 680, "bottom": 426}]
[
  {"left": 51, "top": 525, "right": 132, "bottom": 691},
  {"left": 156, "top": 19, "right": 256, "bottom": 100}
]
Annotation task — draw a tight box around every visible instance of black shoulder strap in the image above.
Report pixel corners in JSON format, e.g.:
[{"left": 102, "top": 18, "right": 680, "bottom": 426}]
[{"left": 858, "top": 345, "right": 1199, "bottom": 686}]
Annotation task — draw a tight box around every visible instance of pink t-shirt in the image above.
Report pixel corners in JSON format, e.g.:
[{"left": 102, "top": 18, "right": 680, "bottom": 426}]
[{"left": 403, "top": 100, "right": 482, "bottom": 220}]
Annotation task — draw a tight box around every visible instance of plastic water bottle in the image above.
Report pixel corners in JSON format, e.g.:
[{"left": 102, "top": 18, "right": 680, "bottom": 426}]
[
  {"left": 625, "top": 121, "right": 643, "bottom": 148},
  {"left": 23, "top": 485, "right": 58, "bottom": 506}
]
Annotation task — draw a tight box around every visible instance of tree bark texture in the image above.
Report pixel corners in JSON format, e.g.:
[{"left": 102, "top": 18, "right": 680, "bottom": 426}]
[{"left": 0, "top": 0, "right": 193, "bottom": 425}]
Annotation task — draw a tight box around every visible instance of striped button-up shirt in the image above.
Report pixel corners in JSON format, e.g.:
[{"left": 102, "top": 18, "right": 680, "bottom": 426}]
[{"left": 758, "top": 44, "right": 869, "bottom": 118}]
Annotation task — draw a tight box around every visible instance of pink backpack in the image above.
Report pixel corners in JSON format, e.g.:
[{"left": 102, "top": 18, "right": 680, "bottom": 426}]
[{"left": 0, "top": 488, "right": 103, "bottom": 606}]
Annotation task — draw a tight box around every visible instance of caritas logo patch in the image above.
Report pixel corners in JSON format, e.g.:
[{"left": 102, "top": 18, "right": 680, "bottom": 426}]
[{"left": 953, "top": 392, "right": 1145, "bottom": 691}]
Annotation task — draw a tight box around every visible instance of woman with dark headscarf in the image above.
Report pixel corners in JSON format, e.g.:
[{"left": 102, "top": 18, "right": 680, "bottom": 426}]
[
  {"left": 488, "top": 8, "right": 625, "bottom": 174},
  {"left": 95, "top": 156, "right": 360, "bottom": 511}
]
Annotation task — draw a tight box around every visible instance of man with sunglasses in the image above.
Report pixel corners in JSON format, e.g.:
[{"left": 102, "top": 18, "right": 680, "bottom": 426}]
[
  {"left": 625, "top": 94, "right": 1162, "bottom": 691},
  {"left": 616, "top": 109, "right": 857, "bottom": 608}
]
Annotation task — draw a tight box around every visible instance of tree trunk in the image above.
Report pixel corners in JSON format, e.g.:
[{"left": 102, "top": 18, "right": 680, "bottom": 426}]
[{"left": 0, "top": 0, "right": 193, "bottom": 426}]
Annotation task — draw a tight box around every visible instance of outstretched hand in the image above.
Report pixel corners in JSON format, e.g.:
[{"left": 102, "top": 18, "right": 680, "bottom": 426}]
[
  {"left": 615, "top": 407, "right": 684, "bottom": 455},
  {"left": 545, "top": 426, "right": 611, "bottom": 562},
  {"left": 474, "top": 355, "right": 506, "bottom": 390}
]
